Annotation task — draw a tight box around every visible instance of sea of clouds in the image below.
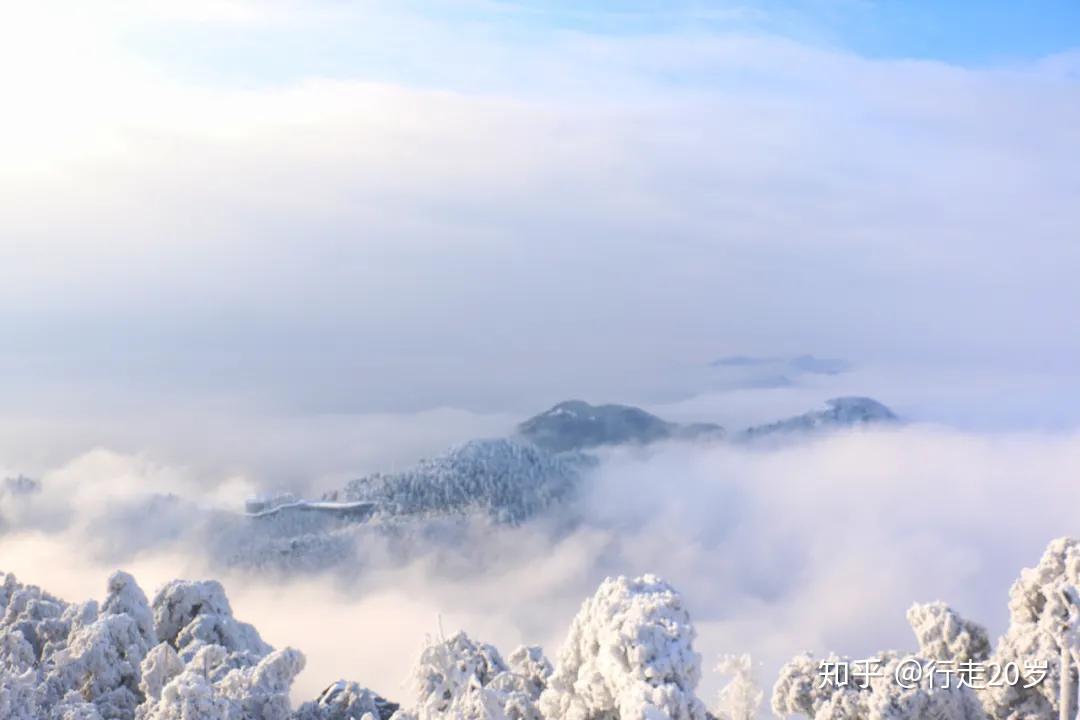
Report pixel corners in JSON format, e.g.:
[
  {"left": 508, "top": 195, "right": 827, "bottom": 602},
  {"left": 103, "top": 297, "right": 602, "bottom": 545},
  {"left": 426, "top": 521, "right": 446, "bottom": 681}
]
[
  {"left": 2, "top": 1, "right": 1078, "bottom": 710},
  {"left": 3, "top": 372, "right": 1079, "bottom": 706}
]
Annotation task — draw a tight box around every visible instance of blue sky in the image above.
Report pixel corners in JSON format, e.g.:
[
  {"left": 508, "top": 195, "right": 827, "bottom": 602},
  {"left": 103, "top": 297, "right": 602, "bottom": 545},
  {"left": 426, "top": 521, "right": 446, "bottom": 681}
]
[
  {"left": 126, "top": 1, "right": 1080, "bottom": 92},
  {"left": 447, "top": 0, "right": 1080, "bottom": 63},
  {"left": 776, "top": 0, "right": 1080, "bottom": 63}
]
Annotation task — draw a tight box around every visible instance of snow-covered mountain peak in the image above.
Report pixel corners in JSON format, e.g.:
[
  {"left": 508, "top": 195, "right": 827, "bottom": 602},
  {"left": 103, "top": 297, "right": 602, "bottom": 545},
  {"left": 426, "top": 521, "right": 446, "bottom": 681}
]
[
  {"left": 740, "top": 396, "right": 899, "bottom": 440},
  {"left": 518, "top": 400, "right": 723, "bottom": 453}
]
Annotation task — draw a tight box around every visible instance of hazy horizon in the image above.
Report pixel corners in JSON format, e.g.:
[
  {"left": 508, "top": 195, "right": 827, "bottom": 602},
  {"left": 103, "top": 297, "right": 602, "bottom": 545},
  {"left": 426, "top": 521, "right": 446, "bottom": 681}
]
[{"left": 2, "top": 4, "right": 1079, "bottom": 720}]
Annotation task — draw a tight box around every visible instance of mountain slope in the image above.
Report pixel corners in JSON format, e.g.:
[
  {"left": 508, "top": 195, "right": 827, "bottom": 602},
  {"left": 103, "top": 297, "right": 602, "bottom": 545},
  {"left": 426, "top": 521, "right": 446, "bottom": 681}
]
[
  {"left": 517, "top": 400, "right": 723, "bottom": 453},
  {"left": 739, "top": 396, "right": 898, "bottom": 439},
  {"left": 340, "top": 438, "right": 585, "bottom": 525}
]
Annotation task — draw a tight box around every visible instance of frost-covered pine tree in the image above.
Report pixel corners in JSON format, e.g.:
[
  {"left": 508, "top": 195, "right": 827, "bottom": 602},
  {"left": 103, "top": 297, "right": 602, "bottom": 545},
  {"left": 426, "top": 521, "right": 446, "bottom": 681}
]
[
  {"left": 150, "top": 579, "right": 272, "bottom": 664},
  {"left": 136, "top": 579, "right": 305, "bottom": 720},
  {"left": 771, "top": 651, "right": 987, "bottom": 720},
  {"left": 343, "top": 438, "right": 583, "bottom": 525},
  {"left": 906, "top": 602, "right": 991, "bottom": 669},
  {"left": 0, "top": 569, "right": 159, "bottom": 720},
  {"left": 102, "top": 571, "right": 158, "bottom": 650},
  {"left": 1, "top": 568, "right": 405, "bottom": 720},
  {"left": 41, "top": 610, "right": 152, "bottom": 718},
  {"left": 391, "top": 631, "right": 550, "bottom": 720},
  {"left": 771, "top": 598, "right": 994, "bottom": 720},
  {"left": 293, "top": 680, "right": 399, "bottom": 720},
  {"left": 714, "top": 654, "right": 763, "bottom": 720},
  {"left": 980, "top": 538, "right": 1080, "bottom": 720},
  {"left": 539, "top": 574, "right": 709, "bottom": 720},
  {"left": 771, "top": 538, "right": 1080, "bottom": 720}
]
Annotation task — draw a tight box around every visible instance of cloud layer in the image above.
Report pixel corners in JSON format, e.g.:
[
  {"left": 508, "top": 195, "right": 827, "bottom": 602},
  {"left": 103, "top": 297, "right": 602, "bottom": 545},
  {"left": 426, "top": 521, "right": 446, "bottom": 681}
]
[
  {"left": 3, "top": 421, "right": 1079, "bottom": 706},
  {"left": 2, "top": 2, "right": 1078, "bottom": 414},
  {"left": 2, "top": 5, "right": 1079, "bottom": 711}
]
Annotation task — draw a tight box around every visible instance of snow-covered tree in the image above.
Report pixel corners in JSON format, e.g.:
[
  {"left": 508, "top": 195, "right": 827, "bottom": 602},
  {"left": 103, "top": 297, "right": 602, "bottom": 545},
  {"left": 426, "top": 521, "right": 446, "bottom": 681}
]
[
  {"left": 0, "top": 570, "right": 156, "bottom": 719},
  {"left": 906, "top": 602, "right": 991, "bottom": 668},
  {"left": 772, "top": 652, "right": 865, "bottom": 720},
  {"left": 772, "top": 651, "right": 986, "bottom": 720},
  {"left": 0, "top": 667, "right": 39, "bottom": 720},
  {"left": 151, "top": 579, "right": 271, "bottom": 664},
  {"left": 41, "top": 612, "right": 152, "bottom": 718},
  {"left": 294, "top": 680, "right": 399, "bottom": 720},
  {"left": 103, "top": 572, "right": 157, "bottom": 650},
  {"left": 135, "top": 644, "right": 234, "bottom": 720},
  {"left": 772, "top": 599, "right": 993, "bottom": 720},
  {"left": 136, "top": 635, "right": 305, "bottom": 720},
  {"left": 508, "top": 645, "right": 554, "bottom": 701},
  {"left": 1, "top": 567, "right": 407, "bottom": 720},
  {"left": 770, "top": 539, "right": 1080, "bottom": 720},
  {"left": 714, "top": 654, "right": 763, "bottom": 720},
  {"left": 539, "top": 574, "right": 709, "bottom": 720},
  {"left": 18, "top": 538, "right": 1080, "bottom": 720},
  {"left": 343, "top": 438, "right": 583, "bottom": 525},
  {"left": 137, "top": 579, "right": 306, "bottom": 720},
  {"left": 138, "top": 642, "right": 186, "bottom": 707},
  {"left": 980, "top": 538, "right": 1080, "bottom": 720},
  {"left": 392, "top": 631, "right": 550, "bottom": 720}
]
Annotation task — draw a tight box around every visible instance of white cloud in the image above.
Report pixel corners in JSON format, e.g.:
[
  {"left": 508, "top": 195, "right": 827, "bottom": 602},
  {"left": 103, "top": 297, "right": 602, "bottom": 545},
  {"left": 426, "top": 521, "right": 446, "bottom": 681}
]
[
  {"left": 2, "top": 6, "right": 1077, "bottom": 418},
  {"left": 1, "top": 4, "right": 1078, "bottom": 715},
  {"left": 4, "top": 424, "right": 1080, "bottom": 706}
]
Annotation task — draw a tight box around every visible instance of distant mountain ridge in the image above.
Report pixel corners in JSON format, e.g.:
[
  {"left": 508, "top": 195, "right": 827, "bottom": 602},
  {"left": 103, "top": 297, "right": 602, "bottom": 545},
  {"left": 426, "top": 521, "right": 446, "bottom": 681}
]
[
  {"left": 229, "top": 396, "right": 900, "bottom": 570},
  {"left": 516, "top": 400, "right": 724, "bottom": 453},
  {"left": 739, "top": 396, "right": 898, "bottom": 439},
  {"left": 337, "top": 438, "right": 585, "bottom": 525}
]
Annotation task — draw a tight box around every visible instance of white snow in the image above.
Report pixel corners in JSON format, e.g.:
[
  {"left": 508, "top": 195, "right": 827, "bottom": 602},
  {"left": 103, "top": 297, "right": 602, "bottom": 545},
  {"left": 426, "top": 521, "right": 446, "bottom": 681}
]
[
  {"left": 7, "top": 539, "right": 1080, "bottom": 720},
  {"left": 392, "top": 631, "right": 548, "bottom": 720},
  {"left": 539, "top": 574, "right": 709, "bottom": 720},
  {"left": 771, "top": 537, "right": 1080, "bottom": 720}
]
